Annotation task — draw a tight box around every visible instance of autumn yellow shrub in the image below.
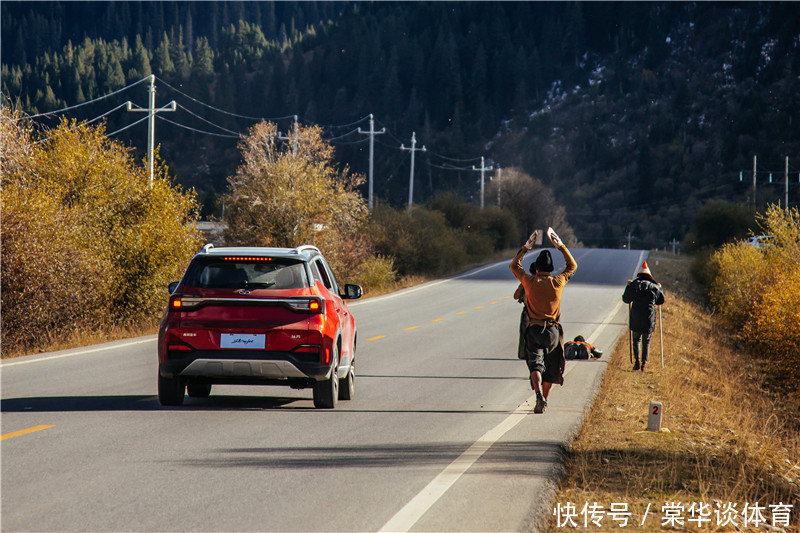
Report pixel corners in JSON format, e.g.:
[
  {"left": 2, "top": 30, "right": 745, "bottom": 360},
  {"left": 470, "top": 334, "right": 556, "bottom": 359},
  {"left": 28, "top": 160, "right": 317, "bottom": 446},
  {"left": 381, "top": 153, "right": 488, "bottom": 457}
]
[
  {"left": 355, "top": 255, "right": 398, "bottom": 294},
  {"left": 709, "top": 205, "right": 800, "bottom": 392},
  {"left": 1, "top": 106, "right": 201, "bottom": 355},
  {"left": 1, "top": 183, "right": 112, "bottom": 351},
  {"left": 707, "top": 239, "right": 765, "bottom": 329}
]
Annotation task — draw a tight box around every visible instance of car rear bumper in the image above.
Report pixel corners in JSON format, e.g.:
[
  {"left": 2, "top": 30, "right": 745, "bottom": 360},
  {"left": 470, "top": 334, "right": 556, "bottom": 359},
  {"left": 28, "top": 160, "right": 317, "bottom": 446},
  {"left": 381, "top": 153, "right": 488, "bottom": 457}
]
[{"left": 159, "top": 350, "right": 332, "bottom": 382}]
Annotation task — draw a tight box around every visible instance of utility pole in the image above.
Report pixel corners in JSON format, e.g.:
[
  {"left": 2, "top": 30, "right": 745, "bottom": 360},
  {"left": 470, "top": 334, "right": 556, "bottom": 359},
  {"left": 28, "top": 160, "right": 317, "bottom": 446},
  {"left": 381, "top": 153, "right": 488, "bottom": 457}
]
[
  {"left": 496, "top": 167, "right": 502, "bottom": 206},
  {"left": 126, "top": 74, "right": 176, "bottom": 187},
  {"left": 400, "top": 132, "right": 426, "bottom": 217},
  {"left": 358, "top": 114, "right": 385, "bottom": 211},
  {"left": 786, "top": 156, "right": 790, "bottom": 211},
  {"left": 277, "top": 115, "right": 299, "bottom": 154},
  {"left": 626, "top": 231, "right": 633, "bottom": 250},
  {"left": 752, "top": 155, "right": 757, "bottom": 211},
  {"left": 471, "top": 156, "right": 494, "bottom": 209}
]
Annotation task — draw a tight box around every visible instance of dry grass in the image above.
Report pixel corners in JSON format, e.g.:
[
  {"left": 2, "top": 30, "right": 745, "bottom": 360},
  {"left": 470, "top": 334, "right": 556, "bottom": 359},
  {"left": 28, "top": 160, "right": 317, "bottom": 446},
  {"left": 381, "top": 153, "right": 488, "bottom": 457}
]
[
  {"left": 550, "top": 251, "right": 800, "bottom": 532},
  {"left": 0, "top": 323, "right": 160, "bottom": 359}
]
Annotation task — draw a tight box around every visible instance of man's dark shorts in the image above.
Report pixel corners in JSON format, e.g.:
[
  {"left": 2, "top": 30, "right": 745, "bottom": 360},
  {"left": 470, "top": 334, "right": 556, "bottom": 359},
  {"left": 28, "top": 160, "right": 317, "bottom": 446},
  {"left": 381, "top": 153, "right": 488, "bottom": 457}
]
[{"left": 525, "top": 324, "right": 562, "bottom": 384}]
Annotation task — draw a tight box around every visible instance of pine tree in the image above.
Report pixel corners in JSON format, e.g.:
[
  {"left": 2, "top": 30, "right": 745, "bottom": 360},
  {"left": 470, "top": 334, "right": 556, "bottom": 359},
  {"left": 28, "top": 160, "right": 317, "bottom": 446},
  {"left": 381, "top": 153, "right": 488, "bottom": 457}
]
[
  {"left": 152, "top": 32, "right": 174, "bottom": 77},
  {"left": 170, "top": 26, "right": 190, "bottom": 80},
  {"left": 191, "top": 36, "right": 214, "bottom": 80},
  {"left": 128, "top": 35, "right": 152, "bottom": 80}
]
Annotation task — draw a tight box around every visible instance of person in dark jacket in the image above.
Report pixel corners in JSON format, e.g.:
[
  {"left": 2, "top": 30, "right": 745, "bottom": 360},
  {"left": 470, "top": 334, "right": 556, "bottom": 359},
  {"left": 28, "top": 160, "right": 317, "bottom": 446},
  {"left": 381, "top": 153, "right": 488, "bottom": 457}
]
[{"left": 622, "top": 261, "right": 665, "bottom": 371}]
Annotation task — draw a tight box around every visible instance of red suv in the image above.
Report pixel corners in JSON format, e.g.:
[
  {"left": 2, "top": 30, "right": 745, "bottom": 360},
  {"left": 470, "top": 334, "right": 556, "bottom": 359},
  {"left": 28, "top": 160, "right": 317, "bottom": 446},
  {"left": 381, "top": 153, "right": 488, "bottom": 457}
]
[{"left": 157, "top": 244, "right": 361, "bottom": 408}]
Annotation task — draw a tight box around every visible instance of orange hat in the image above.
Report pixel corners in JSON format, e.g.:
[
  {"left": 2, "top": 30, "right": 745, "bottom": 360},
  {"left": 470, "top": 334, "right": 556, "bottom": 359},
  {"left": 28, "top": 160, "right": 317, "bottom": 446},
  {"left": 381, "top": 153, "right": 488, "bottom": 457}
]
[{"left": 637, "top": 260, "right": 654, "bottom": 281}]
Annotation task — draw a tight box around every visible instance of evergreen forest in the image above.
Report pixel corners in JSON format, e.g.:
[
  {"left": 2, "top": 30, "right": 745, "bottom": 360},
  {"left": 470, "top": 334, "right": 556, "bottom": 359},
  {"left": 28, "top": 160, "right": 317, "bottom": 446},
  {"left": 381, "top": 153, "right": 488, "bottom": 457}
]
[{"left": 3, "top": 1, "right": 800, "bottom": 248}]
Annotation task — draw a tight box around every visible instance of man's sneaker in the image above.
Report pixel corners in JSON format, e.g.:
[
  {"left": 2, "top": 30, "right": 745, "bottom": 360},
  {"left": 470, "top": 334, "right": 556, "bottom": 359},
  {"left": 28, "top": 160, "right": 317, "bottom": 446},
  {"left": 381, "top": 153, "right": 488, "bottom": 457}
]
[
  {"left": 632, "top": 360, "right": 640, "bottom": 371},
  {"left": 534, "top": 393, "right": 547, "bottom": 414},
  {"left": 640, "top": 363, "right": 646, "bottom": 372}
]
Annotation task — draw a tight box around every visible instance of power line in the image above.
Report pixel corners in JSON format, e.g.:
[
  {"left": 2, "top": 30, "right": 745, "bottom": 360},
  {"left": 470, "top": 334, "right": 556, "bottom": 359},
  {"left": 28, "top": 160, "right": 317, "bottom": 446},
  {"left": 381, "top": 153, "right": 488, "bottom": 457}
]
[
  {"left": 322, "top": 127, "right": 362, "bottom": 142},
  {"left": 374, "top": 137, "right": 404, "bottom": 151},
  {"left": 105, "top": 113, "right": 151, "bottom": 138},
  {"left": 423, "top": 160, "right": 472, "bottom": 171},
  {"left": 15, "top": 75, "right": 150, "bottom": 121},
  {"left": 156, "top": 77, "right": 294, "bottom": 122},
  {"left": 15, "top": 76, "right": 514, "bottom": 204},
  {"left": 426, "top": 150, "right": 482, "bottom": 163},
  {"left": 156, "top": 115, "right": 240, "bottom": 138},
  {"left": 33, "top": 101, "right": 131, "bottom": 144},
  {"left": 317, "top": 114, "right": 371, "bottom": 129},
  {"left": 175, "top": 103, "right": 241, "bottom": 136}
]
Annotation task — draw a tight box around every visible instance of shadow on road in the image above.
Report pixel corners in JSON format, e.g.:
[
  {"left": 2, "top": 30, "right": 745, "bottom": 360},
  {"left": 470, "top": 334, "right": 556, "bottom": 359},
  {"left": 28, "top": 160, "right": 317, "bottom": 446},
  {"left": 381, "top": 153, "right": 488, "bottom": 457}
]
[
  {"left": 0, "top": 395, "right": 300, "bottom": 412},
  {"left": 0, "top": 394, "right": 522, "bottom": 413},
  {"left": 171, "top": 440, "right": 567, "bottom": 474}
]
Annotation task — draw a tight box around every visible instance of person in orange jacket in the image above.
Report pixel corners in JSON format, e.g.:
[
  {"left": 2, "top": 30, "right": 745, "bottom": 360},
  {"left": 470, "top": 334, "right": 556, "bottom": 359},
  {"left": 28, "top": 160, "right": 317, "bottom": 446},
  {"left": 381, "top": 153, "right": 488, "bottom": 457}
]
[
  {"left": 510, "top": 228, "right": 576, "bottom": 414},
  {"left": 564, "top": 335, "right": 603, "bottom": 359}
]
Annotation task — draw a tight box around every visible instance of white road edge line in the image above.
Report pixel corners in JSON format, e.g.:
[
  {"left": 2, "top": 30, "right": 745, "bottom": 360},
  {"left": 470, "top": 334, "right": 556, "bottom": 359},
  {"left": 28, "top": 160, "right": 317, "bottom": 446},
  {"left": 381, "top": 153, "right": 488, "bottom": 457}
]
[
  {"left": 0, "top": 337, "right": 156, "bottom": 367},
  {"left": 378, "top": 301, "right": 625, "bottom": 533},
  {"left": 378, "top": 397, "right": 534, "bottom": 533}
]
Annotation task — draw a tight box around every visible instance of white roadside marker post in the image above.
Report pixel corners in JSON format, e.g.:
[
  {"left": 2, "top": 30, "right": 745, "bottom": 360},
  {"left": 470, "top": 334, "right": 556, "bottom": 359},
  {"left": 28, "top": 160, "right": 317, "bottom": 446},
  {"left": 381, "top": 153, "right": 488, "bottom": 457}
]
[{"left": 647, "top": 401, "right": 663, "bottom": 432}]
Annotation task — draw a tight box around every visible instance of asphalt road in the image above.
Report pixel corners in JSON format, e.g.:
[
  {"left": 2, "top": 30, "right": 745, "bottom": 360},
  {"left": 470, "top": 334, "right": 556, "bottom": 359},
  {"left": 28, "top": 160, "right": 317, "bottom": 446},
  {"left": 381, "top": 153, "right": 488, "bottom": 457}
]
[{"left": 1, "top": 247, "right": 646, "bottom": 532}]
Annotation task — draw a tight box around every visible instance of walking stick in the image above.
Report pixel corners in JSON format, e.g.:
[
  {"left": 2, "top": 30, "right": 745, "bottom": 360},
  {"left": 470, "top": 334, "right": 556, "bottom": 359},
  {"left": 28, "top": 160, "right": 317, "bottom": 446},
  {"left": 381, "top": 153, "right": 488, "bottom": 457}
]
[
  {"left": 628, "top": 303, "right": 633, "bottom": 364},
  {"left": 659, "top": 305, "right": 664, "bottom": 368},
  {"left": 626, "top": 281, "right": 633, "bottom": 364}
]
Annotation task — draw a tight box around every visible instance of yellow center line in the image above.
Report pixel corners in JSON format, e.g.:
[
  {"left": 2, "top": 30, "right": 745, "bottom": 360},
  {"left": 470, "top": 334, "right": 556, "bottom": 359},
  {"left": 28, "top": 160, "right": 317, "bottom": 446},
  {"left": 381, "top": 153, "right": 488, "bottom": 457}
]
[
  {"left": 474, "top": 306, "right": 484, "bottom": 310},
  {"left": 138, "top": 396, "right": 158, "bottom": 402},
  {"left": 502, "top": 295, "right": 511, "bottom": 299},
  {"left": 431, "top": 318, "right": 444, "bottom": 322},
  {"left": 455, "top": 311, "right": 466, "bottom": 315},
  {"left": 366, "top": 335, "right": 386, "bottom": 341},
  {"left": 489, "top": 301, "right": 498, "bottom": 305},
  {"left": 403, "top": 326, "right": 419, "bottom": 331},
  {"left": 1, "top": 425, "right": 54, "bottom": 441}
]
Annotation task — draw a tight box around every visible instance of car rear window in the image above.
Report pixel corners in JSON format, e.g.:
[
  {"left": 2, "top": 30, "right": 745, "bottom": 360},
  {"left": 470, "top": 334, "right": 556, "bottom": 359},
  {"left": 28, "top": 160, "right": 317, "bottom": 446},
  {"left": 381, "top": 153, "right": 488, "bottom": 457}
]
[{"left": 183, "top": 258, "right": 308, "bottom": 290}]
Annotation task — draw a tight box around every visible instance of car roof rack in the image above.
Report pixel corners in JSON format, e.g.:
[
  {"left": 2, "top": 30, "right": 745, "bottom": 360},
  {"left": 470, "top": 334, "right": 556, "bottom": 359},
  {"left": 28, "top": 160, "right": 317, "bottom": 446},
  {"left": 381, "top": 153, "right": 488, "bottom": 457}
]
[
  {"left": 293, "top": 244, "right": 320, "bottom": 255},
  {"left": 201, "top": 243, "right": 215, "bottom": 253}
]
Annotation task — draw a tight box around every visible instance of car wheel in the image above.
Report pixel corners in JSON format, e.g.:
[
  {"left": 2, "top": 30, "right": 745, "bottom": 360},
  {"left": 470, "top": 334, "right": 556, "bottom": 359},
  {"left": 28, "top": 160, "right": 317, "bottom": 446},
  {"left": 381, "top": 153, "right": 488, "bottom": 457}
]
[
  {"left": 158, "top": 374, "right": 185, "bottom": 406},
  {"left": 338, "top": 360, "right": 355, "bottom": 401},
  {"left": 313, "top": 348, "right": 339, "bottom": 409},
  {"left": 187, "top": 381, "right": 212, "bottom": 398}
]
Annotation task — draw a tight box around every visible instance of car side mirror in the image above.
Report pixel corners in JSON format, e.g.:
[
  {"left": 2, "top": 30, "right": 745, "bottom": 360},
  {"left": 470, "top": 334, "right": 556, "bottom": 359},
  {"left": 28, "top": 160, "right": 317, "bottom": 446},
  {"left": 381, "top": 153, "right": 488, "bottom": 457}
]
[
  {"left": 168, "top": 281, "right": 180, "bottom": 294},
  {"left": 341, "top": 284, "right": 362, "bottom": 300}
]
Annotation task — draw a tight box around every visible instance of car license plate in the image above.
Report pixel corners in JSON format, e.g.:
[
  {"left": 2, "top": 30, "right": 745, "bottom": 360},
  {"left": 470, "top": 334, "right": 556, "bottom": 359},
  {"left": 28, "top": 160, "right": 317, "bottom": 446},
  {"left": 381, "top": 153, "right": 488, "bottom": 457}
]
[{"left": 220, "top": 333, "right": 265, "bottom": 349}]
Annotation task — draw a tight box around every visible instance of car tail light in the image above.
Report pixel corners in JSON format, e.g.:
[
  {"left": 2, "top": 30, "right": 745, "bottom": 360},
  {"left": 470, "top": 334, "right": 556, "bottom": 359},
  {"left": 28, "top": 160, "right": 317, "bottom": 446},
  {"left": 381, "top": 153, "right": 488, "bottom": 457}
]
[
  {"left": 168, "top": 295, "right": 202, "bottom": 312},
  {"left": 293, "top": 345, "right": 320, "bottom": 354},
  {"left": 287, "top": 297, "right": 325, "bottom": 314},
  {"left": 167, "top": 343, "right": 193, "bottom": 353}
]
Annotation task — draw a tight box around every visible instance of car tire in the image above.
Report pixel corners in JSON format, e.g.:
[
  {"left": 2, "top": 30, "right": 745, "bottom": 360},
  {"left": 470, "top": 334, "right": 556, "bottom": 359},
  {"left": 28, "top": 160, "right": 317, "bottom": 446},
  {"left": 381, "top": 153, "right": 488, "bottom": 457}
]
[
  {"left": 187, "top": 381, "right": 212, "bottom": 398},
  {"left": 158, "top": 374, "right": 185, "bottom": 406},
  {"left": 313, "top": 349, "right": 339, "bottom": 409},
  {"left": 338, "top": 360, "right": 355, "bottom": 401}
]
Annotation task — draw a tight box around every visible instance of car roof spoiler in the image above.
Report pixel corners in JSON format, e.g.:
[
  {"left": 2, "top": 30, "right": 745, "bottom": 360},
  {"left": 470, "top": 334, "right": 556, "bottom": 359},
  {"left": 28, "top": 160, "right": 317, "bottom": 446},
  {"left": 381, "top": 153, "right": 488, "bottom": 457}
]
[{"left": 293, "top": 245, "right": 320, "bottom": 255}]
